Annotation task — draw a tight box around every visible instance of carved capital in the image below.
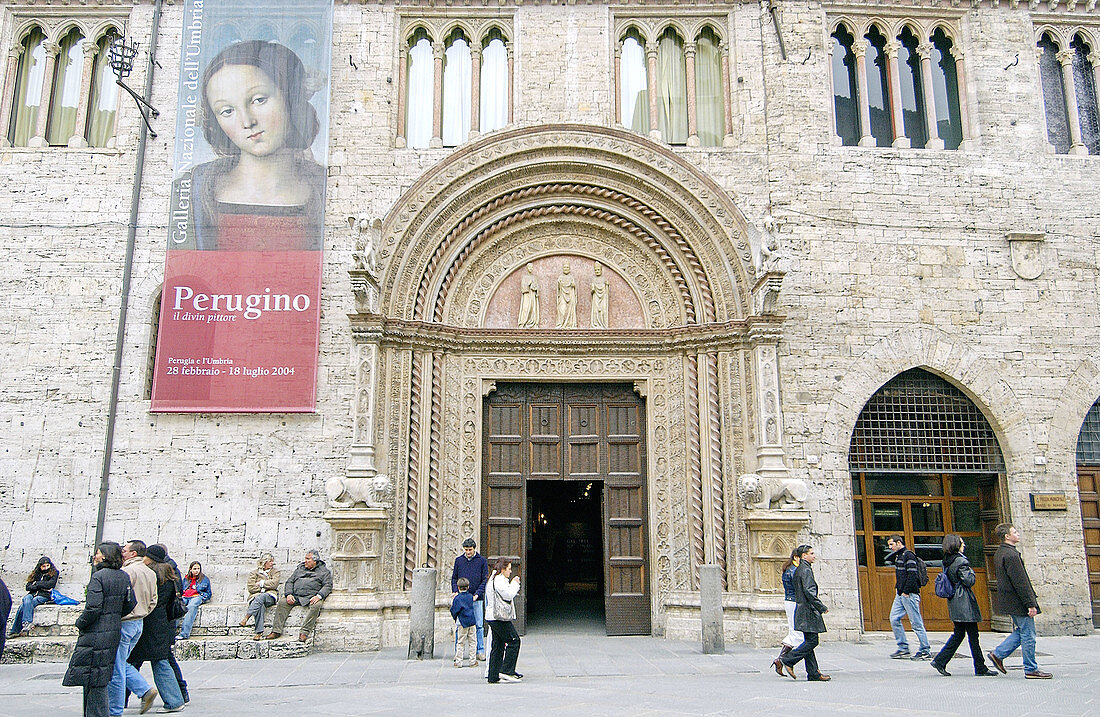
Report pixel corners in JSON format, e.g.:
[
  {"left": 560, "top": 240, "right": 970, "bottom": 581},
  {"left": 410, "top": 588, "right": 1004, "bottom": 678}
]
[
  {"left": 42, "top": 41, "right": 61, "bottom": 59},
  {"left": 884, "top": 39, "right": 901, "bottom": 59},
  {"left": 1056, "top": 48, "right": 1075, "bottom": 67},
  {"left": 916, "top": 41, "right": 934, "bottom": 60}
]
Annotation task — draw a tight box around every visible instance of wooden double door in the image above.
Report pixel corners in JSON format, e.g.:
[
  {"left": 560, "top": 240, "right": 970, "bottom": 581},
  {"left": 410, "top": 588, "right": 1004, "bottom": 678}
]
[
  {"left": 482, "top": 383, "right": 650, "bottom": 635},
  {"left": 853, "top": 472, "right": 1001, "bottom": 632}
]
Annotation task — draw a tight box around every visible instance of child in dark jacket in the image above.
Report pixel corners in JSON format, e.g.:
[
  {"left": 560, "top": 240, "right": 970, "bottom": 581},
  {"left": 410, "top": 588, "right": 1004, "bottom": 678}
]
[{"left": 450, "top": 578, "right": 477, "bottom": 667}]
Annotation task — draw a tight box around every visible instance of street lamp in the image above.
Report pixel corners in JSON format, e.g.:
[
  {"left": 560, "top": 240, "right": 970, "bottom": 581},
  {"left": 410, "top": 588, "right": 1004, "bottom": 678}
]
[{"left": 108, "top": 34, "right": 159, "bottom": 138}]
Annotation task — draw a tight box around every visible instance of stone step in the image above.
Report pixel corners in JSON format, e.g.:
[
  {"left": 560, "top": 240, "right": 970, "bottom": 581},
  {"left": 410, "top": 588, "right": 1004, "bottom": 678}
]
[{"left": 1, "top": 633, "right": 313, "bottom": 664}]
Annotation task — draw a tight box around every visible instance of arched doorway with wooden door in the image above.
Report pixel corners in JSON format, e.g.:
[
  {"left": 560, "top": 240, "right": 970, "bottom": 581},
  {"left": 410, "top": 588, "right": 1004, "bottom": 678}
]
[
  {"left": 1075, "top": 397, "right": 1100, "bottom": 628},
  {"left": 849, "top": 368, "right": 1006, "bottom": 632}
]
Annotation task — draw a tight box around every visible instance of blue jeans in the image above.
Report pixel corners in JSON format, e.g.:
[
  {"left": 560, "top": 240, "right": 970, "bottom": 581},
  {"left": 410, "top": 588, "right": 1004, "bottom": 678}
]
[
  {"left": 178, "top": 596, "right": 204, "bottom": 638},
  {"left": 992, "top": 614, "right": 1038, "bottom": 673},
  {"left": 109, "top": 620, "right": 150, "bottom": 716},
  {"left": 149, "top": 659, "right": 185, "bottom": 710},
  {"left": 454, "top": 599, "right": 485, "bottom": 655},
  {"left": 10, "top": 594, "right": 48, "bottom": 634},
  {"left": 889, "top": 593, "right": 930, "bottom": 652}
]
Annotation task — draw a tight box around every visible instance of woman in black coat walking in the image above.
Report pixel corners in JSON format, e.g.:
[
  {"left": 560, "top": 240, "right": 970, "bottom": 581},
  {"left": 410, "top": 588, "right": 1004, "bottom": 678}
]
[
  {"left": 128, "top": 545, "right": 186, "bottom": 712},
  {"left": 772, "top": 544, "right": 831, "bottom": 681},
  {"left": 63, "top": 543, "right": 136, "bottom": 717},
  {"left": 931, "top": 534, "right": 997, "bottom": 677}
]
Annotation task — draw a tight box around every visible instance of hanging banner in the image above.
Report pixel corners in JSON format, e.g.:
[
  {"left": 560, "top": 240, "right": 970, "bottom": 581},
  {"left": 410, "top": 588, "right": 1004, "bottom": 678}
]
[{"left": 151, "top": 0, "right": 333, "bottom": 412}]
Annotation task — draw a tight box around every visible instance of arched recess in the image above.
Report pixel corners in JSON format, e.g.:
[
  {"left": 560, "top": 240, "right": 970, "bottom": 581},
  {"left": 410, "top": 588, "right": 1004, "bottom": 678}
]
[
  {"left": 814, "top": 327, "right": 1034, "bottom": 630},
  {"left": 378, "top": 124, "right": 755, "bottom": 325},
  {"left": 364, "top": 125, "right": 765, "bottom": 617},
  {"left": 820, "top": 327, "right": 1034, "bottom": 479},
  {"left": 1050, "top": 356, "right": 1100, "bottom": 629},
  {"left": 849, "top": 368, "right": 1005, "bottom": 633}
]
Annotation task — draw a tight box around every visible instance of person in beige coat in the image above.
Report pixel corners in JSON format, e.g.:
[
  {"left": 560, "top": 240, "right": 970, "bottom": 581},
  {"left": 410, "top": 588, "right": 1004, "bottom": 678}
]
[{"left": 240, "top": 553, "right": 281, "bottom": 639}]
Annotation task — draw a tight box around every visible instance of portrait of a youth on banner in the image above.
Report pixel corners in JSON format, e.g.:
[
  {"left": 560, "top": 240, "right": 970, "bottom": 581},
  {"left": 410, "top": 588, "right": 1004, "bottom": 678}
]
[{"left": 151, "top": 0, "right": 333, "bottom": 413}]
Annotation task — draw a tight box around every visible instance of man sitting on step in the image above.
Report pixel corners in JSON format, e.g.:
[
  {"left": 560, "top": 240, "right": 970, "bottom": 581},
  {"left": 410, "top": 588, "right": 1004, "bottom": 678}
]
[{"left": 264, "top": 550, "right": 332, "bottom": 643}]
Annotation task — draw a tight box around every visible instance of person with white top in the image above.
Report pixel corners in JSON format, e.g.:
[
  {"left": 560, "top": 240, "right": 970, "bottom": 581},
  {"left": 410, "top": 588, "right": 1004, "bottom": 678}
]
[{"left": 484, "top": 557, "right": 522, "bottom": 683}]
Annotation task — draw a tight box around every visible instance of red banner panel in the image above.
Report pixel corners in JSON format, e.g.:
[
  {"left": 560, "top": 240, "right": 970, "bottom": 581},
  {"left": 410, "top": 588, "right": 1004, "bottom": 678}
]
[
  {"left": 151, "top": 251, "right": 321, "bottom": 412},
  {"left": 150, "top": 0, "right": 332, "bottom": 412}
]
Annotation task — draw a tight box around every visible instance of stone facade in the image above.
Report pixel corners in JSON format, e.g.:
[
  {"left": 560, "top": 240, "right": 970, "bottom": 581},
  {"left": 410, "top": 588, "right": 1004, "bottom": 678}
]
[{"left": 1, "top": 0, "right": 1098, "bottom": 651}]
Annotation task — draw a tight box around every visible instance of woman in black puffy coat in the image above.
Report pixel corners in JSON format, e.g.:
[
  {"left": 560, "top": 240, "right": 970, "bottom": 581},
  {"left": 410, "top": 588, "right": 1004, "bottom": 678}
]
[
  {"left": 930, "top": 534, "right": 997, "bottom": 677},
  {"left": 127, "top": 546, "right": 185, "bottom": 712},
  {"left": 63, "top": 543, "right": 136, "bottom": 717}
]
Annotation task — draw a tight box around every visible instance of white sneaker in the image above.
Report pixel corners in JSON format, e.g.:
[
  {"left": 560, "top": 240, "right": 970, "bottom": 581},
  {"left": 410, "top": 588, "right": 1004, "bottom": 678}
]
[{"left": 499, "top": 673, "right": 522, "bottom": 682}]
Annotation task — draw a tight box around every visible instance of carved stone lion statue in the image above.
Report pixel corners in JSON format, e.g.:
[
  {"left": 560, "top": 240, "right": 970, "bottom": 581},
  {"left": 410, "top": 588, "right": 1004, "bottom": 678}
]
[
  {"left": 326, "top": 473, "right": 392, "bottom": 509},
  {"left": 738, "top": 472, "right": 808, "bottom": 510}
]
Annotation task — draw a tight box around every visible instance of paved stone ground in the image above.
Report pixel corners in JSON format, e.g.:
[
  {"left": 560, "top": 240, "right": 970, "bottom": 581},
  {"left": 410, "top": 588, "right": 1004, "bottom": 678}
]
[{"left": 1, "top": 628, "right": 1095, "bottom": 716}]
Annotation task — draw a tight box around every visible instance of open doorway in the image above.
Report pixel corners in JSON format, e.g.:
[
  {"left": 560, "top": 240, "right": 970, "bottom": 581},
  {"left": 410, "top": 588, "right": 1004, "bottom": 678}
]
[{"left": 525, "top": 479, "right": 605, "bottom": 632}]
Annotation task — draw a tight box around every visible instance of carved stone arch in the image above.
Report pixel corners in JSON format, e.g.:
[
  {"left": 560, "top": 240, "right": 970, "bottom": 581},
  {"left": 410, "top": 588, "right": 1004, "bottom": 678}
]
[
  {"left": 893, "top": 19, "right": 925, "bottom": 46},
  {"left": 655, "top": 21, "right": 688, "bottom": 44},
  {"left": 92, "top": 23, "right": 123, "bottom": 44},
  {"left": 693, "top": 21, "right": 726, "bottom": 46},
  {"left": 428, "top": 187, "right": 704, "bottom": 324},
  {"left": 1050, "top": 356, "right": 1100, "bottom": 475},
  {"left": 52, "top": 23, "right": 87, "bottom": 44},
  {"left": 819, "top": 326, "right": 1035, "bottom": 482},
  {"left": 619, "top": 24, "right": 647, "bottom": 45},
  {"left": 440, "top": 210, "right": 684, "bottom": 328},
  {"left": 406, "top": 24, "right": 435, "bottom": 46},
  {"left": 480, "top": 23, "right": 512, "bottom": 45},
  {"left": 1036, "top": 26, "right": 1066, "bottom": 51},
  {"left": 828, "top": 17, "right": 855, "bottom": 37},
  {"left": 442, "top": 22, "right": 474, "bottom": 45},
  {"left": 862, "top": 18, "right": 889, "bottom": 39},
  {"left": 379, "top": 125, "right": 754, "bottom": 325},
  {"left": 929, "top": 21, "right": 961, "bottom": 45},
  {"left": 1072, "top": 27, "right": 1098, "bottom": 51},
  {"left": 13, "top": 21, "right": 47, "bottom": 45}
]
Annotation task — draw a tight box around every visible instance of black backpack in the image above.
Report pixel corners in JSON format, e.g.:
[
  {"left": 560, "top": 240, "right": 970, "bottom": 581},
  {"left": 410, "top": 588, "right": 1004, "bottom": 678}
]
[{"left": 914, "top": 554, "right": 929, "bottom": 587}]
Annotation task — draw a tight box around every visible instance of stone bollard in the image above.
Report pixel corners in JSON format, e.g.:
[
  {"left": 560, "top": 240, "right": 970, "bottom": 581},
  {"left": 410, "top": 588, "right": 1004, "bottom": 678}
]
[
  {"left": 700, "top": 564, "right": 724, "bottom": 654},
  {"left": 408, "top": 567, "right": 437, "bottom": 660}
]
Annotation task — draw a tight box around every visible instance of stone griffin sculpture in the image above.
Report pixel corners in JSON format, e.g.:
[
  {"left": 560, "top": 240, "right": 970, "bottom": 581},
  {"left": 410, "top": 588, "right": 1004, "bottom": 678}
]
[
  {"left": 738, "top": 472, "right": 808, "bottom": 510},
  {"left": 325, "top": 473, "right": 393, "bottom": 510}
]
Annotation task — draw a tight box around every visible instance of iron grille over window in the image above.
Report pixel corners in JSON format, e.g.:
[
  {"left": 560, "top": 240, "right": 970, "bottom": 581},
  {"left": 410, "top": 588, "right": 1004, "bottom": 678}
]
[
  {"left": 1077, "top": 398, "right": 1100, "bottom": 465},
  {"left": 850, "top": 368, "right": 1004, "bottom": 472}
]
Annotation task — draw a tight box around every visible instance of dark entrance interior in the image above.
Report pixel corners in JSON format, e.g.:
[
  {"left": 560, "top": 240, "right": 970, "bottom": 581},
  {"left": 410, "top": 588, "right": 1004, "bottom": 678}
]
[
  {"left": 526, "top": 479, "right": 605, "bottom": 632},
  {"left": 482, "top": 382, "right": 651, "bottom": 636}
]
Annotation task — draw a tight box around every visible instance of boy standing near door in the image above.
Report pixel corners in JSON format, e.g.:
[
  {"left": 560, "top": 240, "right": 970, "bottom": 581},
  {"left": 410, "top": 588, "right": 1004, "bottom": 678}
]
[{"left": 886, "top": 535, "right": 932, "bottom": 660}]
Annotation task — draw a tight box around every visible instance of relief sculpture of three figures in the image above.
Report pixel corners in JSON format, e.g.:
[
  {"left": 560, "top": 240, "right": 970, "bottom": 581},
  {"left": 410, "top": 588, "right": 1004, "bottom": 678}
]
[{"left": 518, "top": 261, "right": 609, "bottom": 329}]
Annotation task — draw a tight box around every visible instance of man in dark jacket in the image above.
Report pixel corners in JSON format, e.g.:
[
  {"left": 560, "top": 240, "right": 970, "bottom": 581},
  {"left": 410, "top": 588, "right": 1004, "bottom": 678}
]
[
  {"left": 885, "top": 536, "right": 931, "bottom": 660},
  {"left": 265, "top": 549, "right": 332, "bottom": 642},
  {"left": 987, "top": 524, "right": 1052, "bottom": 679},
  {"left": 451, "top": 538, "right": 489, "bottom": 660},
  {"left": 774, "top": 545, "right": 830, "bottom": 681}
]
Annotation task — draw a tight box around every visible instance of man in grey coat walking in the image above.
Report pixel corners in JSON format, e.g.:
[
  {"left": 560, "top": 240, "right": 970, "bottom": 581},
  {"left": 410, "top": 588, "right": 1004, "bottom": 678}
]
[{"left": 773, "top": 544, "right": 830, "bottom": 681}]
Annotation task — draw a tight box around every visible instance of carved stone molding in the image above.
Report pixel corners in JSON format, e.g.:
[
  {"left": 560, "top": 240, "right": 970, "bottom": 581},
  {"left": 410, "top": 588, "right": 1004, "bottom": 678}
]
[
  {"left": 378, "top": 125, "right": 755, "bottom": 325},
  {"left": 324, "top": 509, "right": 388, "bottom": 595},
  {"left": 744, "top": 511, "right": 810, "bottom": 595}
]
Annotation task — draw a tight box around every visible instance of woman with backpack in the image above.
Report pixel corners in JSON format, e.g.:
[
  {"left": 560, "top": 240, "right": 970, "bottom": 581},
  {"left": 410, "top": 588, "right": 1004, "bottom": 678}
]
[{"left": 930, "top": 534, "right": 997, "bottom": 677}]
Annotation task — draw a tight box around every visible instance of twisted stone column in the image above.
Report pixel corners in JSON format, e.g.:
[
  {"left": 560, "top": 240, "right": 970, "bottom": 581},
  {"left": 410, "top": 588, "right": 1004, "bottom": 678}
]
[
  {"left": 686, "top": 354, "right": 704, "bottom": 588},
  {"left": 404, "top": 351, "right": 424, "bottom": 589},
  {"left": 426, "top": 351, "right": 443, "bottom": 570}
]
